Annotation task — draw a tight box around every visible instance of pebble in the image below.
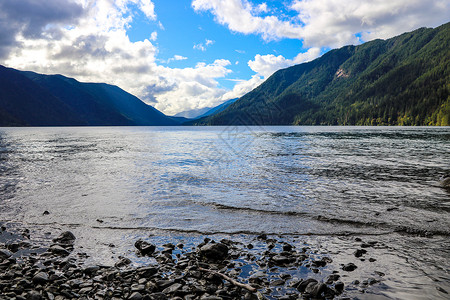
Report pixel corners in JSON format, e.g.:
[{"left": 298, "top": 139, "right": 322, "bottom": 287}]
[
  {"left": 342, "top": 263, "right": 358, "bottom": 271},
  {"left": 0, "top": 229, "right": 383, "bottom": 300}
]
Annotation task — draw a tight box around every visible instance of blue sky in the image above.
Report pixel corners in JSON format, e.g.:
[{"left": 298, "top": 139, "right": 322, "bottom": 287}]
[{"left": 0, "top": 0, "right": 448, "bottom": 116}]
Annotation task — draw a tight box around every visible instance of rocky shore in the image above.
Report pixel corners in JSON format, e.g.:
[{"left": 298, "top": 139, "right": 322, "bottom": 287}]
[{"left": 0, "top": 226, "right": 388, "bottom": 300}]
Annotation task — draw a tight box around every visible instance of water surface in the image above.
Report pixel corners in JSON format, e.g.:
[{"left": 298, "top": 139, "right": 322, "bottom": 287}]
[{"left": 0, "top": 126, "right": 449, "bottom": 298}]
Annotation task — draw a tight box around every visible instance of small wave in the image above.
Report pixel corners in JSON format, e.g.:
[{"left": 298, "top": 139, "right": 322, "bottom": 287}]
[
  {"left": 90, "top": 225, "right": 390, "bottom": 237},
  {"left": 315, "top": 216, "right": 450, "bottom": 237},
  {"left": 201, "top": 201, "right": 310, "bottom": 217}
]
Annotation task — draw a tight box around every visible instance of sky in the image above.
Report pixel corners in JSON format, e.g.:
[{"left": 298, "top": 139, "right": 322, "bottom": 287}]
[{"left": 0, "top": 0, "right": 448, "bottom": 116}]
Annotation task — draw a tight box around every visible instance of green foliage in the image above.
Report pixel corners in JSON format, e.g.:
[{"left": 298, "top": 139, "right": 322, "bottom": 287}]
[{"left": 197, "top": 22, "right": 450, "bottom": 126}]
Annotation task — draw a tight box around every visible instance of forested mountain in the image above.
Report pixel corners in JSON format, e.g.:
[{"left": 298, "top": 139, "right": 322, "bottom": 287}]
[
  {"left": 0, "top": 66, "right": 179, "bottom": 126},
  {"left": 195, "top": 22, "right": 449, "bottom": 126}
]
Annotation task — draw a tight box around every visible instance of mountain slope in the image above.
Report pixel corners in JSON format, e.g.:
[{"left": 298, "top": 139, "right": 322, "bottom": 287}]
[
  {"left": 0, "top": 66, "right": 86, "bottom": 126},
  {"left": 196, "top": 98, "right": 238, "bottom": 119},
  {"left": 0, "top": 66, "right": 178, "bottom": 126},
  {"left": 196, "top": 22, "right": 450, "bottom": 126}
]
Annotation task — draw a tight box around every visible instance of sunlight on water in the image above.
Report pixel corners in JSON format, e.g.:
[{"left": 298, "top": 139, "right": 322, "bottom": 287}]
[{"left": 0, "top": 126, "right": 449, "bottom": 298}]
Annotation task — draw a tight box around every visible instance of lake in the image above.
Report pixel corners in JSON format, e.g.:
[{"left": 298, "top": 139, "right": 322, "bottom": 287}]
[{"left": 0, "top": 126, "right": 449, "bottom": 299}]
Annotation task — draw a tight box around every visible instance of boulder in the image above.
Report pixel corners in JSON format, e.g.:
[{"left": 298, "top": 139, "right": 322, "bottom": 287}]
[
  {"left": 342, "top": 263, "right": 357, "bottom": 271},
  {"left": 53, "top": 231, "right": 76, "bottom": 244},
  {"left": 32, "top": 272, "right": 48, "bottom": 285},
  {"left": 134, "top": 239, "right": 156, "bottom": 256},
  {"left": 199, "top": 243, "right": 229, "bottom": 261},
  {"left": 0, "top": 249, "right": 13, "bottom": 259}
]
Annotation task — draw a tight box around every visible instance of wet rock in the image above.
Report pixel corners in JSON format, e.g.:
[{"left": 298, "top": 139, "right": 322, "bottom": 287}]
[
  {"left": 27, "top": 290, "right": 42, "bottom": 300},
  {"left": 137, "top": 266, "right": 158, "bottom": 277},
  {"left": 162, "top": 283, "right": 182, "bottom": 294},
  {"left": 0, "top": 249, "right": 13, "bottom": 259},
  {"left": 49, "top": 245, "right": 70, "bottom": 256},
  {"left": 282, "top": 243, "right": 293, "bottom": 252},
  {"left": 271, "top": 255, "right": 291, "bottom": 266},
  {"left": 354, "top": 249, "right": 367, "bottom": 257},
  {"left": 84, "top": 265, "right": 100, "bottom": 275},
  {"left": 53, "top": 231, "right": 76, "bottom": 244},
  {"left": 32, "top": 272, "right": 49, "bottom": 285},
  {"left": 270, "top": 279, "right": 285, "bottom": 286},
  {"left": 304, "top": 282, "right": 326, "bottom": 298},
  {"left": 342, "top": 263, "right": 357, "bottom": 271},
  {"left": 135, "top": 239, "right": 156, "bottom": 256},
  {"left": 335, "top": 281, "right": 344, "bottom": 293},
  {"left": 115, "top": 257, "right": 132, "bottom": 268},
  {"left": 128, "top": 291, "right": 143, "bottom": 300},
  {"left": 199, "top": 243, "right": 229, "bottom": 261},
  {"left": 297, "top": 278, "right": 318, "bottom": 293},
  {"left": 326, "top": 274, "right": 340, "bottom": 284}
]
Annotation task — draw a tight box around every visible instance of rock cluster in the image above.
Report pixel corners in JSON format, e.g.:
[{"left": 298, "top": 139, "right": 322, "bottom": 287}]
[{"left": 0, "top": 228, "right": 386, "bottom": 300}]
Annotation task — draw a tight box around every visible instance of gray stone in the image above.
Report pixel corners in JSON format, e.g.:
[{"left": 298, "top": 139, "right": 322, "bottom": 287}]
[
  {"left": 49, "top": 245, "right": 70, "bottom": 256},
  {"left": 53, "top": 231, "right": 76, "bottom": 244},
  {"left": 27, "top": 290, "right": 42, "bottom": 300},
  {"left": 354, "top": 249, "right": 367, "bottom": 257},
  {"left": 0, "top": 249, "right": 13, "bottom": 259},
  {"left": 32, "top": 272, "right": 48, "bottom": 285},
  {"left": 199, "top": 243, "right": 229, "bottom": 261},
  {"left": 271, "top": 255, "right": 290, "bottom": 265},
  {"left": 342, "top": 263, "right": 357, "bottom": 271},
  {"left": 162, "top": 283, "right": 182, "bottom": 294},
  {"left": 128, "top": 291, "right": 143, "bottom": 300},
  {"left": 305, "top": 282, "right": 326, "bottom": 298},
  {"left": 297, "top": 278, "right": 318, "bottom": 293},
  {"left": 134, "top": 240, "right": 156, "bottom": 256}
]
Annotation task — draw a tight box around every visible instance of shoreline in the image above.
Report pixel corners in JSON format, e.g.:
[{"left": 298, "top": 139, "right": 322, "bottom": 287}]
[{"left": 3, "top": 224, "right": 448, "bottom": 300}]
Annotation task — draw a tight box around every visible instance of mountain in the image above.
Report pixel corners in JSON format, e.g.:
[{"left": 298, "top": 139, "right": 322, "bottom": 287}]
[
  {"left": 174, "top": 98, "right": 237, "bottom": 119},
  {"left": 195, "top": 22, "right": 450, "bottom": 126},
  {"left": 196, "top": 98, "right": 238, "bottom": 119},
  {"left": 173, "top": 107, "right": 213, "bottom": 119},
  {"left": 0, "top": 66, "right": 179, "bottom": 126}
]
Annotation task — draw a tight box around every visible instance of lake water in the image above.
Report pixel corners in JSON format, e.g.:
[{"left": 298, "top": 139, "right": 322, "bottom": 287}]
[{"left": 0, "top": 126, "right": 449, "bottom": 299}]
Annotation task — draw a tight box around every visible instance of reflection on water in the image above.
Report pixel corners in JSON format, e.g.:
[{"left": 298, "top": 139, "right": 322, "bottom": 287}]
[{"left": 0, "top": 126, "right": 449, "bottom": 298}]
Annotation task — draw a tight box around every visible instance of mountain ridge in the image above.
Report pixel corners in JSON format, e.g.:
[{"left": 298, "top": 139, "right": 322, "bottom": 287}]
[
  {"left": 0, "top": 66, "right": 179, "bottom": 126},
  {"left": 194, "top": 22, "right": 450, "bottom": 126}
]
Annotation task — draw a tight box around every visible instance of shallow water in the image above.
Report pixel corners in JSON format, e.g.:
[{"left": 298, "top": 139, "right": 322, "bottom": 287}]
[{"left": 0, "top": 126, "right": 449, "bottom": 298}]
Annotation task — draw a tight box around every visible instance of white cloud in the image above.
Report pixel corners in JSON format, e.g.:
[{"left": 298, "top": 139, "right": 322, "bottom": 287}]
[
  {"left": 174, "top": 55, "right": 187, "bottom": 61},
  {"left": 1, "top": 0, "right": 235, "bottom": 116},
  {"left": 221, "top": 75, "right": 265, "bottom": 101},
  {"left": 255, "top": 3, "right": 268, "bottom": 13},
  {"left": 193, "top": 39, "right": 215, "bottom": 51},
  {"left": 248, "top": 48, "right": 321, "bottom": 78},
  {"left": 136, "top": 0, "right": 156, "bottom": 20},
  {"left": 149, "top": 31, "right": 157, "bottom": 41},
  {"left": 192, "top": 0, "right": 449, "bottom": 47},
  {"left": 192, "top": 0, "right": 303, "bottom": 41},
  {"left": 291, "top": 0, "right": 449, "bottom": 47}
]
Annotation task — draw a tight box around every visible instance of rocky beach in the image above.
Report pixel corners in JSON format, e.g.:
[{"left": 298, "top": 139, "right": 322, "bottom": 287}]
[{"left": 0, "top": 223, "right": 431, "bottom": 300}]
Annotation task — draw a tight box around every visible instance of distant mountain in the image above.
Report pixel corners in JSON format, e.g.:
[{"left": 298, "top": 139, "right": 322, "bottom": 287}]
[
  {"left": 195, "top": 22, "right": 450, "bottom": 126},
  {"left": 196, "top": 98, "right": 238, "bottom": 119},
  {"left": 0, "top": 66, "right": 179, "bottom": 126},
  {"left": 174, "top": 98, "right": 237, "bottom": 120},
  {"left": 173, "top": 107, "right": 213, "bottom": 119}
]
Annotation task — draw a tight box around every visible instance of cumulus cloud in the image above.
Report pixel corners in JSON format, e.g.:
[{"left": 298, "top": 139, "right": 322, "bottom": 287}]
[
  {"left": 193, "top": 39, "right": 215, "bottom": 51},
  {"left": 248, "top": 47, "right": 321, "bottom": 78},
  {"left": 291, "top": 0, "right": 449, "bottom": 47},
  {"left": 221, "top": 75, "right": 265, "bottom": 101},
  {"left": 192, "top": 0, "right": 303, "bottom": 41},
  {"left": 192, "top": 0, "right": 449, "bottom": 47},
  {"left": 0, "top": 0, "right": 84, "bottom": 58},
  {"left": 1, "top": 0, "right": 236, "bottom": 115}
]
